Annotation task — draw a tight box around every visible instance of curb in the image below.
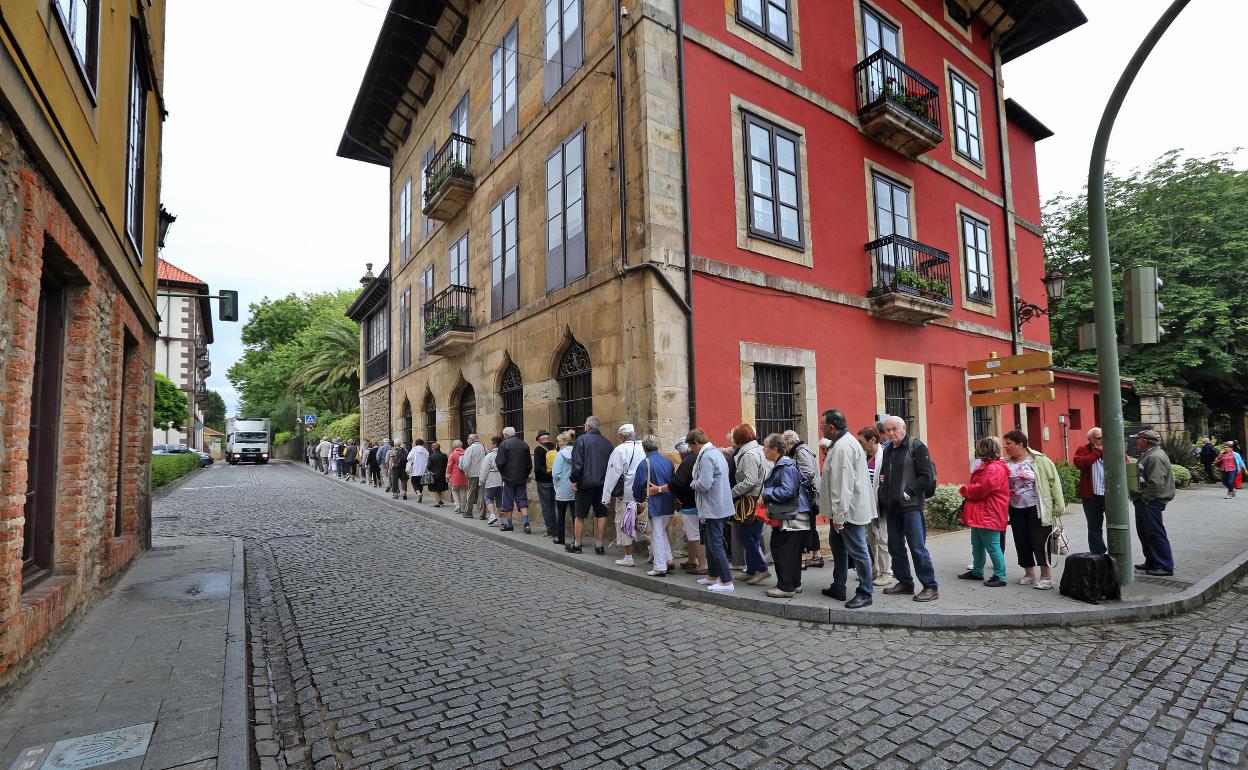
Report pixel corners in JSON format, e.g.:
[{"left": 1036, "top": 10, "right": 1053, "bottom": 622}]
[
  {"left": 289, "top": 461, "right": 1248, "bottom": 630},
  {"left": 217, "top": 537, "right": 249, "bottom": 770}
]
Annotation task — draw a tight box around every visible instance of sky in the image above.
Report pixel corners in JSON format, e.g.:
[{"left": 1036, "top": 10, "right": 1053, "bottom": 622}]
[{"left": 160, "top": 0, "right": 1245, "bottom": 415}]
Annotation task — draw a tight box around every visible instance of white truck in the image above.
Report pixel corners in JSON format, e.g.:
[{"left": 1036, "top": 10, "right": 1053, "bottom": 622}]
[{"left": 226, "top": 417, "right": 271, "bottom": 465}]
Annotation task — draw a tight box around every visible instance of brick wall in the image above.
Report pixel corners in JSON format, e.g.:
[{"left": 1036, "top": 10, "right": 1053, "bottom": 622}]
[{"left": 0, "top": 114, "right": 153, "bottom": 683}]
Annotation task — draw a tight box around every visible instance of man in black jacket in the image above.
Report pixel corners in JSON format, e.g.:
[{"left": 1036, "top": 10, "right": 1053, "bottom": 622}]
[
  {"left": 568, "top": 415, "right": 614, "bottom": 554},
  {"left": 495, "top": 427, "right": 532, "bottom": 533},
  {"left": 533, "top": 430, "right": 557, "bottom": 537},
  {"left": 1199, "top": 438, "right": 1218, "bottom": 483},
  {"left": 878, "top": 416, "right": 939, "bottom": 602}
]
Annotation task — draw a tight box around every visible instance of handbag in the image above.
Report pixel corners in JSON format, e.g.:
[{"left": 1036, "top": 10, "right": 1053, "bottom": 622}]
[
  {"left": 421, "top": 471, "right": 435, "bottom": 485},
  {"left": 1047, "top": 517, "right": 1071, "bottom": 560},
  {"left": 611, "top": 443, "right": 641, "bottom": 498},
  {"left": 733, "top": 495, "right": 759, "bottom": 523},
  {"left": 766, "top": 497, "right": 799, "bottom": 519}
]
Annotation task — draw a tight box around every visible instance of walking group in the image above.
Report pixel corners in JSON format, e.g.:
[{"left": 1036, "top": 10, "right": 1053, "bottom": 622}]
[{"left": 308, "top": 412, "right": 1182, "bottom": 607}]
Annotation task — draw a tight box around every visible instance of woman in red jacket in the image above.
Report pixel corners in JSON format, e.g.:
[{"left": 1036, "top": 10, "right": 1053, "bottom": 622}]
[{"left": 957, "top": 437, "right": 1010, "bottom": 587}]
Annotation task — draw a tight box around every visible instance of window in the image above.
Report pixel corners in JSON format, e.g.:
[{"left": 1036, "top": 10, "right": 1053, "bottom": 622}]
[
  {"left": 872, "top": 173, "right": 911, "bottom": 239},
  {"left": 737, "top": 0, "right": 792, "bottom": 50},
  {"left": 124, "top": 27, "right": 149, "bottom": 256},
  {"left": 861, "top": 4, "right": 900, "bottom": 57},
  {"left": 398, "top": 287, "right": 411, "bottom": 369},
  {"left": 972, "top": 406, "right": 993, "bottom": 442},
  {"left": 398, "top": 179, "right": 412, "bottom": 263},
  {"left": 418, "top": 266, "right": 433, "bottom": 352},
  {"left": 1068, "top": 409, "right": 1082, "bottom": 431},
  {"left": 744, "top": 113, "right": 803, "bottom": 248},
  {"left": 884, "top": 375, "right": 917, "bottom": 432},
  {"left": 451, "top": 93, "right": 469, "bottom": 146},
  {"left": 490, "top": 189, "right": 519, "bottom": 319},
  {"left": 500, "top": 362, "right": 525, "bottom": 436},
  {"left": 449, "top": 233, "right": 469, "bottom": 286},
  {"left": 458, "top": 384, "right": 477, "bottom": 447},
  {"left": 546, "top": 130, "right": 586, "bottom": 291},
  {"left": 424, "top": 392, "right": 438, "bottom": 443},
  {"left": 421, "top": 143, "right": 436, "bottom": 237},
  {"left": 950, "top": 71, "right": 982, "bottom": 165},
  {"left": 544, "top": 0, "right": 583, "bottom": 100},
  {"left": 556, "top": 341, "right": 592, "bottom": 434},
  {"left": 754, "top": 364, "right": 799, "bottom": 439},
  {"left": 961, "top": 213, "right": 991, "bottom": 303},
  {"left": 491, "top": 23, "right": 519, "bottom": 156},
  {"left": 366, "top": 308, "right": 388, "bottom": 360},
  {"left": 54, "top": 0, "right": 99, "bottom": 89},
  {"left": 24, "top": 272, "right": 66, "bottom": 583}
]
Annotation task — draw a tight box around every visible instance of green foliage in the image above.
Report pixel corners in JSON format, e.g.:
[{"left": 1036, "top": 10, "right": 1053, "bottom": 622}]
[
  {"left": 895, "top": 267, "right": 949, "bottom": 298},
  {"left": 273, "top": 430, "right": 295, "bottom": 446},
  {"left": 881, "top": 81, "right": 935, "bottom": 124},
  {"left": 424, "top": 160, "right": 468, "bottom": 204},
  {"left": 1159, "top": 435, "right": 1202, "bottom": 477},
  {"left": 153, "top": 373, "right": 186, "bottom": 430},
  {"left": 1173, "top": 464, "right": 1192, "bottom": 489},
  {"left": 1054, "top": 460, "right": 1080, "bottom": 506},
  {"left": 203, "top": 390, "right": 226, "bottom": 432},
  {"left": 288, "top": 316, "right": 360, "bottom": 405},
  {"left": 317, "top": 413, "right": 360, "bottom": 444},
  {"left": 1044, "top": 150, "right": 1248, "bottom": 419},
  {"left": 424, "top": 307, "right": 463, "bottom": 339},
  {"left": 924, "top": 484, "right": 965, "bottom": 530},
  {"left": 151, "top": 453, "right": 199, "bottom": 489}
]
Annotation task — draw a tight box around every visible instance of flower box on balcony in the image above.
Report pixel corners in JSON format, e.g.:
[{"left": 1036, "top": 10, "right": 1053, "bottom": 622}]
[
  {"left": 865, "top": 235, "right": 954, "bottom": 325},
  {"left": 423, "top": 285, "right": 476, "bottom": 357},
  {"left": 422, "top": 134, "right": 475, "bottom": 222},
  {"left": 854, "top": 51, "right": 943, "bottom": 158}
]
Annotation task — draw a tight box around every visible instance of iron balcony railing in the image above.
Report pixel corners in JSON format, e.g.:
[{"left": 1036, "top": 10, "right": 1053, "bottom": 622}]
[
  {"left": 364, "top": 351, "right": 389, "bottom": 386},
  {"left": 423, "top": 285, "right": 476, "bottom": 344},
  {"left": 423, "top": 133, "right": 475, "bottom": 206},
  {"left": 866, "top": 234, "right": 954, "bottom": 305},
  {"left": 853, "top": 50, "right": 942, "bottom": 134}
]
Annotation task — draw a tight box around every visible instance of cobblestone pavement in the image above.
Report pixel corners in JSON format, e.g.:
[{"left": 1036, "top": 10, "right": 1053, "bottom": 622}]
[{"left": 155, "top": 462, "right": 1248, "bottom": 770}]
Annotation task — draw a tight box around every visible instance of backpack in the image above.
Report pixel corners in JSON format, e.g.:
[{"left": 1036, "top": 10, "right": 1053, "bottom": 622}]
[{"left": 907, "top": 438, "right": 938, "bottom": 498}]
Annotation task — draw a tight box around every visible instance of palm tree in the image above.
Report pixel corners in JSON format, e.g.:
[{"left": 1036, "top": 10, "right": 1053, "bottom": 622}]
[{"left": 288, "top": 316, "right": 359, "bottom": 414}]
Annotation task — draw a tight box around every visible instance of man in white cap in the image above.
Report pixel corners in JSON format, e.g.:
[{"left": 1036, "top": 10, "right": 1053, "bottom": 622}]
[{"left": 601, "top": 423, "right": 648, "bottom": 566}]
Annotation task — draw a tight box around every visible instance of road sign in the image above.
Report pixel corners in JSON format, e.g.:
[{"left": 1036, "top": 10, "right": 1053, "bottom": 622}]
[
  {"left": 304, "top": 414, "right": 316, "bottom": 424},
  {"left": 967, "top": 370, "right": 1054, "bottom": 392},
  {"left": 969, "top": 388, "right": 1056, "bottom": 407},
  {"left": 967, "top": 351, "right": 1053, "bottom": 376}
]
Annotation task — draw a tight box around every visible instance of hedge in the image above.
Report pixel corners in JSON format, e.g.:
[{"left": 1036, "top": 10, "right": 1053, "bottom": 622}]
[
  {"left": 924, "top": 484, "right": 966, "bottom": 530},
  {"left": 1054, "top": 460, "right": 1080, "bottom": 506},
  {"left": 152, "top": 453, "right": 200, "bottom": 489},
  {"left": 1173, "top": 465, "right": 1192, "bottom": 489}
]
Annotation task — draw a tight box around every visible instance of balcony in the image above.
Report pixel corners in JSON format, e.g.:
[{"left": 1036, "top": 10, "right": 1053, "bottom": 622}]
[
  {"left": 422, "top": 133, "right": 475, "bottom": 222},
  {"left": 423, "top": 285, "right": 475, "bottom": 357},
  {"left": 853, "top": 51, "right": 943, "bottom": 158},
  {"left": 865, "top": 234, "right": 954, "bottom": 325}
]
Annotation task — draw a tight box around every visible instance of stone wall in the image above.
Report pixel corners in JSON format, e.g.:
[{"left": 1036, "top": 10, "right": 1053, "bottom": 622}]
[
  {"left": 1137, "top": 383, "right": 1186, "bottom": 438},
  {"left": 361, "top": 386, "right": 389, "bottom": 445},
  {"left": 0, "top": 114, "right": 153, "bottom": 683}
]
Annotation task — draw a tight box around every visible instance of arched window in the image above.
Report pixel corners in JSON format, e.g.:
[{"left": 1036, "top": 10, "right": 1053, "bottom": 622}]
[
  {"left": 458, "top": 384, "right": 476, "bottom": 446},
  {"left": 423, "top": 392, "right": 437, "bottom": 444},
  {"left": 556, "top": 341, "right": 592, "bottom": 434},
  {"left": 400, "top": 399, "right": 412, "bottom": 445},
  {"left": 500, "top": 362, "right": 524, "bottom": 437}
]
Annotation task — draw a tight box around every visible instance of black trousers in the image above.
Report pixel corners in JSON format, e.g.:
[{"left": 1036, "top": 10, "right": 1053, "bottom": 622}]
[
  {"left": 771, "top": 527, "right": 806, "bottom": 592},
  {"left": 1009, "top": 505, "right": 1052, "bottom": 569}
]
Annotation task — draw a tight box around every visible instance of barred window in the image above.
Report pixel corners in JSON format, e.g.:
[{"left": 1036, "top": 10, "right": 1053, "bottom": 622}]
[
  {"left": 972, "top": 406, "right": 993, "bottom": 442},
  {"left": 423, "top": 392, "right": 437, "bottom": 444},
  {"left": 556, "top": 341, "right": 592, "bottom": 435},
  {"left": 500, "top": 362, "right": 524, "bottom": 437},
  {"left": 754, "top": 364, "right": 799, "bottom": 439},
  {"left": 884, "top": 375, "right": 917, "bottom": 435}
]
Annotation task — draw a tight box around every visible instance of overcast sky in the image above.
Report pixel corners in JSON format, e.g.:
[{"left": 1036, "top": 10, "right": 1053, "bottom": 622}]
[{"left": 160, "top": 0, "right": 1245, "bottom": 415}]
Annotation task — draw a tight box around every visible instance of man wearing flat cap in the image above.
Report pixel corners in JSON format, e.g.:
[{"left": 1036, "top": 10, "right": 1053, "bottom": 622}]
[{"left": 1131, "top": 429, "right": 1175, "bottom": 576}]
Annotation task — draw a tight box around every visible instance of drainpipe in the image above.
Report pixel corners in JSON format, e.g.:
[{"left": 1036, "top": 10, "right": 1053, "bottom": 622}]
[
  {"left": 991, "top": 46, "right": 1022, "bottom": 429},
  {"left": 614, "top": 0, "right": 697, "bottom": 428}
]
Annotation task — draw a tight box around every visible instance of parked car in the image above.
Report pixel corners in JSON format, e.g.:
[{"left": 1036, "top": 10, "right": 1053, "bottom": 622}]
[
  {"left": 152, "top": 444, "right": 212, "bottom": 468},
  {"left": 197, "top": 451, "right": 214, "bottom": 468}
]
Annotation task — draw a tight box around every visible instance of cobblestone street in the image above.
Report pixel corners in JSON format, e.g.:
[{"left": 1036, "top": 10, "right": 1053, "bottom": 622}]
[{"left": 155, "top": 462, "right": 1248, "bottom": 770}]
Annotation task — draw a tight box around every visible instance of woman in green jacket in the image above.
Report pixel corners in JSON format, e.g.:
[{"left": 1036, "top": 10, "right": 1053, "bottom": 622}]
[{"left": 1001, "top": 429, "right": 1066, "bottom": 590}]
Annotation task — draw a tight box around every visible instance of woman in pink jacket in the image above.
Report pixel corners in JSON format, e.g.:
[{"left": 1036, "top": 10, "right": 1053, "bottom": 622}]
[
  {"left": 957, "top": 437, "right": 1010, "bottom": 587},
  {"left": 446, "top": 441, "right": 469, "bottom": 512}
]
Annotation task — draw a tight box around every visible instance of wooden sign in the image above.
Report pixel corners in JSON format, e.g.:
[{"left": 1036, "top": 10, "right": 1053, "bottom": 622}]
[
  {"left": 967, "top": 351, "right": 1053, "bottom": 376},
  {"left": 969, "top": 388, "right": 1056, "bottom": 407},
  {"left": 967, "top": 370, "right": 1055, "bottom": 392}
]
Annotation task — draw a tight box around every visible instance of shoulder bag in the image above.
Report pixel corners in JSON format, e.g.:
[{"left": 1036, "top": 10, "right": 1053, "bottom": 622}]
[{"left": 611, "top": 443, "right": 641, "bottom": 498}]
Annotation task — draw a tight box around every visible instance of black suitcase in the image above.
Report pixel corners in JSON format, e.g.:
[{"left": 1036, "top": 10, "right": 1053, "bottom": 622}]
[{"left": 1059, "top": 553, "right": 1122, "bottom": 604}]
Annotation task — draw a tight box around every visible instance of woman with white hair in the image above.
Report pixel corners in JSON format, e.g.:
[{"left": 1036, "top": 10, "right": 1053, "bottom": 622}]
[
  {"left": 551, "top": 430, "right": 576, "bottom": 544},
  {"left": 783, "top": 430, "right": 823, "bottom": 570},
  {"left": 669, "top": 439, "right": 706, "bottom": 574},
  {"left": 406, "top": 439, "right": 430, "bottom": 503},
  {"left": 635, "top": 435, "right": 676, "bottom": 576}
]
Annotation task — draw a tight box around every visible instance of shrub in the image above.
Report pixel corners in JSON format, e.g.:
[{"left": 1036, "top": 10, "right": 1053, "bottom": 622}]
[
  {"left": 1054, "top": 460, "right": 1080, "bottom": 506},
  {"left": 1160, "top": 435, "right": 1202, "bottom": 477},
  {"left": 1173, "top": 464, "right": 1192, "bottom": 489},
  {"left": 152, "top": 453, "right": 200, "bottom": 489},
  {"left": 273, "top": 430, "right": 295, "bottom": 446},
  {"left": 320, "top": 413, "right": 360, "bottom": 444},
  {"left": 924, "top": 484, "right": 965, "bottom": 530}
]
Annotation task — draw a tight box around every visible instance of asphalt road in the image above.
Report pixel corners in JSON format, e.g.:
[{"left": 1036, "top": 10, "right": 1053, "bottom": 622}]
[{"left": 154, "top": 461, "right": 1248, "bottom": 770}]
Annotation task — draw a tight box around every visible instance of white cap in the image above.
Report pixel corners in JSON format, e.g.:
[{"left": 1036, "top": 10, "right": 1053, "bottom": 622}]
[
  {"left": 619, "top": 423, "right": 635, "bottom": 435},
  {"left": 819, "top": 438, "right": 832, "bottom": 449}
]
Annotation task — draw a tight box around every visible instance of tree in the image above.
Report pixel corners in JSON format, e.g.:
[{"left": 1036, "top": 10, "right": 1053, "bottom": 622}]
[
  {"left": 1044, "top": 150, "right": 1248, "bottom": 420},
  {"left": 203, "top": 390, "right": 226, "bottom": 432},
  {"left": 288, "top": 315, "right": 360, "bottom": 413},
  {"left": 153, "top": 373, "right": 187, "bottom": 430}
]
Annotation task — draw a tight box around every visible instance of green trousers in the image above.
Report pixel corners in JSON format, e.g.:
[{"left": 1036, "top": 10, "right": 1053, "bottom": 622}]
[{"left": 971, "top": 526, "right": 1007, "bottom": 580}]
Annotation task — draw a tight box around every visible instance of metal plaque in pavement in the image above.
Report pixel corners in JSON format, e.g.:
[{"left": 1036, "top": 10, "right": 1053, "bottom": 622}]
[{"left": 11, "top": 722, "right": 155, "bottom": 770}]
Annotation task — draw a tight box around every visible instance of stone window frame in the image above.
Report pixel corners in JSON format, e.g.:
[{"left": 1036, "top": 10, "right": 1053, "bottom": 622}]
[
  {"left": 742, "top": 112, "right": 805, "bottom": 250},
  {"left": 945, "top": 60, "right": 987, "bottom": 178},
  {"left": 853, "top": 1, "right": 905, "bottom": 61},
  {"left": 490, "top": 187, "right": 520, "bottom": 320},
  {"left": 738, "top": 342, "right": 819, "bottom": 446},
  {"left": 875, "top": 358, "right": 927, "bottom": 440},
  {"left": 943, "top": 0, "right": 975, "bottom": 41},
  {"left": 730, "top": 95, "right": 812, "bottom": 268},
  {"left": 449, "top": 231, "right": 469, "bottom": 287},
  {"left": 545, "top": 126, "right": 587, "bottom": 293},
  {"left": 956, "top": 203, "right": 995, "bottom": 316},
  {"left": 862, "top": 159, "right": 918, "bottom": 289},
  {"left": 729, "top": 0, "right": 801, "bottom": 66}
]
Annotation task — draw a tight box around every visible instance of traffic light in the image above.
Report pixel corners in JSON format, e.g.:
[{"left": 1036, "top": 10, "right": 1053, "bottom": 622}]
[
  {"left": 219, "top": 290, "right": 239, "bottom": 322},
  {"left": 1122, "top": 266, "right": 1163, "bottom": 346}
]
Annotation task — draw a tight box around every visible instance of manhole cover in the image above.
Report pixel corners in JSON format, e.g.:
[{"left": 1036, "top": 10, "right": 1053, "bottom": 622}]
[{"left": 14, "top": 722, "right": 154, "bottom": 770}]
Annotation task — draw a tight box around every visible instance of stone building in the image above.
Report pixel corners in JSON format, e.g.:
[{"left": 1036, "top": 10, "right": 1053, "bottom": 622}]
[
  {"left": 0, "top": 0, "right": 166, "bottom": 681},
  {"left": 154, "top": 259, "right": 213, "bottom": 450}
]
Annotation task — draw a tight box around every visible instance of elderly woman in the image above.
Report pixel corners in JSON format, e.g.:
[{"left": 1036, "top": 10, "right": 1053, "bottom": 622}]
[
  {"left": 669, "top": 440, "right": 706, "bottom": 574},
  {"left": 782, "top": 430, "right": 823, "bottom": 570},
  {"left": 730, "top": 423, "right": 770, "bottom": 585},
  {"left": 635, "top": 434, "right": 676, "bottom": 577},
  {"left": 446, "top": 439, "right": 467, "bottom": 513},
  {"left": 425, "top": 442, "right": 449, "bottom": 507},
  {"left": 551, "top": 431, "right": 576, "bottom": 545},
  {"left": 388, "top": 441, "right": 409, "bottom": 500},
  {"left": 957, "top": 437, "right": 1010, "bottom": 586},
  {"left": 688, "top": 428, "right": 734, "bottom": 592},
  {"left": 761, "top": 433, "right": 812, "bottom": 598},
  {"left": 482, "top": 436, "right": 504, "bottom": 528},
  {"left": 1002, "top": 430, "right": 1065, "bottom": 589},
  {"left": 406, "top": 439, "right": 430, "bottom": 504}
]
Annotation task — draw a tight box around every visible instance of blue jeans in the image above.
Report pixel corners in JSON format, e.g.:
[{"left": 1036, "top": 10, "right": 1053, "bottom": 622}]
[
  {"left": 829, "top": 522, "right": 873, "bottom": 597},
  {"left": 1134, "top": 498, "right": 1174, "bottom": 572},
  {"left": 885, "top": 507, "right": 937, "bottom": 590},
  {"left": 704, "top": 518, "right": 733, "bottom": 584},
  {"left": 1082, "top": 495, "right": 1107, "bottom": 555},
  {"left": 1224, "top": 470, "right": 1238, "bottom": 495},
  {"left": 740, "top": 518, "right": 768, "bottom": 574}
]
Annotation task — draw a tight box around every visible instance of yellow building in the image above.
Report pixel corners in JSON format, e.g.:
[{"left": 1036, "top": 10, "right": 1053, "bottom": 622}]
[{"left": 0, "top": 0, "right": 166, "bottom": 681}]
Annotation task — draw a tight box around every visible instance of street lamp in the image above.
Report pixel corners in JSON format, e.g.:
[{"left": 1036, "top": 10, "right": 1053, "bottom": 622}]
[
  {"left": 1015, "top": 268, "right": 1068, "bottom": 326},
  {"left": 157, "top": 206, "right": 177, "bottom": 249}
]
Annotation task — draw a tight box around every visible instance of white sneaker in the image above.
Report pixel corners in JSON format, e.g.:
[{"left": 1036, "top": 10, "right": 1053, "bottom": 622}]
[
  {"left": 646, "top": 569, "right": 667, "bottom": 577},
  {"left": 707, "top": 583, "right": 735, "bottom": 592},
  {"left": 615, "top": 556, "right": 635, "bottom": 567},
  {"left": 873, "top": 574, "right": 894, "bottom": 587},
  {"left": 486, "top": 516, "right": 498, "bottom": 526},
  {"left": 1017, "top": 575, "right": 1035, "bottom": 585},
  {"left": 696, "top": 577, "right": 715, "bottom": 585},
  {"left": 1034, "top": 578, "right": 1054, "bottom": 590}
]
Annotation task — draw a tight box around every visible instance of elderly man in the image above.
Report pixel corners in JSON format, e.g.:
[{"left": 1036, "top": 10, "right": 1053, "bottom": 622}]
[
  {"left": 818, "top": 409, "right": 875, "bottom": 609},
  {"left": 1072, "top": 427, "right": 1107, "bottom": 555},
  {"left": 602, "top": 423, "right": 647, "bottom": 567},
  {"left": 878, "top": 416, "right": 939, "bottom": 602},
  {"left": 1131, "top": 429, "right": 1175, "bottom": 576},
  {"left": 460, "top": 433, "right": 487, "bottom": 519},
  {"left": 569, "top": 416, "right": 614, "bottom": 554},
  {"left": 495, "top": 426, "right": 533, "bottom": 533}
]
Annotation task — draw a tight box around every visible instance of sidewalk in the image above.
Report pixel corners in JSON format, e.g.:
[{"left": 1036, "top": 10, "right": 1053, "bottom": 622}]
[
  {"left": 0, "top": 536, "right": 247, "bottom": 770},
  {"left": 299, "top": 461, "right": 1248, "bottom": 628}
]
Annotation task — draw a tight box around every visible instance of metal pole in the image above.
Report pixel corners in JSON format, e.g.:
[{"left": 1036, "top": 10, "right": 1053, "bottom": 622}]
[{"left": 1089, "top": 0, "right": 1190, "bottom": 587}]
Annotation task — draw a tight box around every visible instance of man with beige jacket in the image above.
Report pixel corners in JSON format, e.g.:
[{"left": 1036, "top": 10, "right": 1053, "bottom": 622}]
[{"left": 818, "top": 408, "right": 876, "bottom": 609}]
